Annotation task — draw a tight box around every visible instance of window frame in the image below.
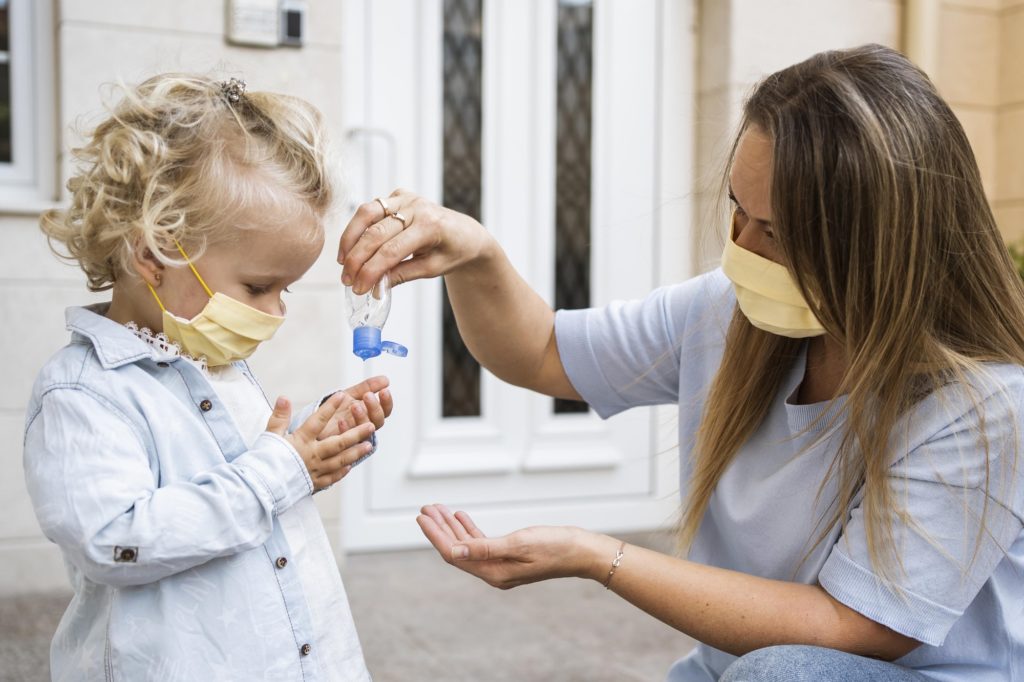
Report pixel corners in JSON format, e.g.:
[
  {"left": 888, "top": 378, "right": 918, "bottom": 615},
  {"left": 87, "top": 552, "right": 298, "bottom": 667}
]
[{"left": 0, "top": 0, "right": 56, "bottom": 209}]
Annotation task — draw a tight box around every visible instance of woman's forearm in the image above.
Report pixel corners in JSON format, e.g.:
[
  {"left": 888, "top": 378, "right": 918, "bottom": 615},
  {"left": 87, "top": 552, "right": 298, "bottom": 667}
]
[
  {"left": 444, "top": 238, "right": 579, "bottom": 399},
  {"left": 580, "top": 534, "right": 920, "bottom": 661}
]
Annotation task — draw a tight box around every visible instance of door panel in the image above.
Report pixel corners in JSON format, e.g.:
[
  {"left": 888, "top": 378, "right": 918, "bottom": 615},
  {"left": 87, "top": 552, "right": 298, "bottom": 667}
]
[{"left": 339, "top": 0, "right": 682, "bottom": 550}]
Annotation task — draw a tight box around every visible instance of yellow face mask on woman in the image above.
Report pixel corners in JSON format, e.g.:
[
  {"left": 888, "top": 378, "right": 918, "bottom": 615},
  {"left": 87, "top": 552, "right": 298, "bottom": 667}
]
[
  {"left": 146, "top": 243, "right": 285, "bottom": 366},
  {"left": 720, "top": 218, "right": 826, "bottom": 339}
]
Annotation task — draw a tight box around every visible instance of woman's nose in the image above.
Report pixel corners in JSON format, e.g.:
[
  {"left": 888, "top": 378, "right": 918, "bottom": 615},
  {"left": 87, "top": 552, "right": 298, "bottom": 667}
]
[{"left": 734, "top": 219, "right": 779, "bottom": 263}]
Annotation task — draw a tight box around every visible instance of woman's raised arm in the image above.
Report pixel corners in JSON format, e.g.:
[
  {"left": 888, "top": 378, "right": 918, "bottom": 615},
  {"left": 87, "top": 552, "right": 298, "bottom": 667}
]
[{"left": 338, "top": 189, "right": 580, "bottom": 400}]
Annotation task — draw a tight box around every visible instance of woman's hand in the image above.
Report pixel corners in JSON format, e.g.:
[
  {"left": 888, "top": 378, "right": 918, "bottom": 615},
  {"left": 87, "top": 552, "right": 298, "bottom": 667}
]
[
  {"left": 416, "top": 504, "right": 616, "bottom": 589},
  {"left": 338, "top": 189, "right": 496, "bottom": 295},
  {"left": 340, "top": 190, "right": 577, "bottom": 398}
]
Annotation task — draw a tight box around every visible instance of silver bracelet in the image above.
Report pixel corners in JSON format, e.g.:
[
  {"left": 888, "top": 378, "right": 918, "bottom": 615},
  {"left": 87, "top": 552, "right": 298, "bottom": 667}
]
[{"left": 602, "top": 541, "right": 626, "bottom": 589}]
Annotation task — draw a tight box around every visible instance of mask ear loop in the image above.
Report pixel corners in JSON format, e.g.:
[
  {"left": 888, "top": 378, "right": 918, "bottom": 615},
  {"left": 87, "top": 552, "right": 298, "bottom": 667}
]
[
  {"left": 145, "top": 241, "right": 215, "bottom": 313},
  {"left": 173, "top": 241, "right": 215, "bottom": 298},
  {"left": 146, "top": 283, "right": 167, "bottom": 312}
]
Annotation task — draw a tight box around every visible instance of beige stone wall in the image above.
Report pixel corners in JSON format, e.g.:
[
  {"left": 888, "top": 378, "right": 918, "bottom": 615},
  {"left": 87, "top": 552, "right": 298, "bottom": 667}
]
[
  {"left": 1, "top": 0, "right": 353, "bottom": 596},
  {"left": 6, "top": 0, "right": 1015, "bottom": 598},
  {"left": 693, "top": 0, "right": 1024, "bottom": 263},
  {"left": 933, "top": 0, "right": 1024, "bottom": 241},
  {"left": 997, "top": 0, "right": 1024, "bottom": 240},
  {"left": 693, "top": 0, "right": 903, "bottom": 272}
]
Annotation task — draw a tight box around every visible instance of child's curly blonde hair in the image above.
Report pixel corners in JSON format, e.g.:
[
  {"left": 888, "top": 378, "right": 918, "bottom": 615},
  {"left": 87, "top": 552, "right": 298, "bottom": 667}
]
[{"left": 42, "top": 73, "right": 337, "bottom": 292}]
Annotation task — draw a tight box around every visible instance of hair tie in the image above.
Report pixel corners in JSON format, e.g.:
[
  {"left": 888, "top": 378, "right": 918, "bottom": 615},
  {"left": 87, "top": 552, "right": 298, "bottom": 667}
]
[{"left": 220, "top": 77, "right": 247, "bottom": 105}]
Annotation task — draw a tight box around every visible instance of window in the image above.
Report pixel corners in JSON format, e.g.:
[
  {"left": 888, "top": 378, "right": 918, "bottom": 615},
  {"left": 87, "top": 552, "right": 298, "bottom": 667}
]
[
  {"left": 0, "top": 2, "right": 11, "bottom": 164},
  {"left": 553, "top": 0, "right": 593, "bottom": 414},
  {"left": 441, "top": 0, "right": 484, "bottom": 418},
  {"left": 0, "top": 0, "right": 55, "bottom": 206}
]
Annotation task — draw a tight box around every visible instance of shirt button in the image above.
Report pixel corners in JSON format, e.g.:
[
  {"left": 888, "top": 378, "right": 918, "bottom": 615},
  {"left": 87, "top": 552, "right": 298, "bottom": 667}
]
[
  {"left": 113, "top": 546, "right": 138, "bottom": 562},
  {"left": 199, "top": 399, "right": 213, "bottom": 412},
  {"left": 276, "top": 556, "right": 288, "bottom": 569},
  {"left": 300, "top": 643, "right": 311, "bottom": 656}
]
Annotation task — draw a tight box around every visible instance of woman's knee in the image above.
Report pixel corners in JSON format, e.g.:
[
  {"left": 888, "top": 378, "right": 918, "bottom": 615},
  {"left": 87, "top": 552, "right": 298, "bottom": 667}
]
[{"left": 719, "top": 645, "right": 838, "bottom": 682}]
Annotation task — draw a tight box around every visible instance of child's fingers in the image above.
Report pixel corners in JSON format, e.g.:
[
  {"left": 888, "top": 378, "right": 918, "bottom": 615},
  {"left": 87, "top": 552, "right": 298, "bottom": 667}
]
[
  {"left": 317, "top": 402, "right": 355, "bottom": 439},
  {"left": 325, "top": 465, "right": 353, "bottom": 488},
  {"left": 316, "top": 422, "right": 375, "bottom": 459},
  {"left": 379, "top": 389, "right": 394, "bottom": 419},
  {"left": 265, "top": 397, "right": 292, "bottom": 436},
  {"left": 342, "top": 376, "right": 390, "bottom": 401},
  {"left": 313, "top": 464, "right": 353, "bottom": 492},
  {"left": 319, "top": 438, "right": 375, "bottom": 469},
  {"left": 296, "top": 393, "right": 346, "bottom": 440},
  {"left": 362, "top": 392, "right": 387, "bottom": 429},
  {"left": 316, "top": 416, "right": 347, "bottom": 441},
  {"left": 349, "top": 401, "right": 369, "bottom": 427}
]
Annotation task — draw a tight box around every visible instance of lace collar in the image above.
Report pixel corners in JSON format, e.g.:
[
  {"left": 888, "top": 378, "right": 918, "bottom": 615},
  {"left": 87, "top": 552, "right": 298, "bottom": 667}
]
[{"left": 124, "top": 321, "right": 208, "bottom": 372}]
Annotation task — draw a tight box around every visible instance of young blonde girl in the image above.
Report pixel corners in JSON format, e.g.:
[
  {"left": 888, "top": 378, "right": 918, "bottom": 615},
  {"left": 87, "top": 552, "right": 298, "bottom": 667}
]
[{"left": 26, "top": 74, "right": 389, "bottom": 681}]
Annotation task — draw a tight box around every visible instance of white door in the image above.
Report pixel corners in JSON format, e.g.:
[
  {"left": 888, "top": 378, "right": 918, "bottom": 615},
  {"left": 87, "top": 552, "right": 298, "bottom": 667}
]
[{"left": 338, "top": 0, "right": 690, "bottom": 550}]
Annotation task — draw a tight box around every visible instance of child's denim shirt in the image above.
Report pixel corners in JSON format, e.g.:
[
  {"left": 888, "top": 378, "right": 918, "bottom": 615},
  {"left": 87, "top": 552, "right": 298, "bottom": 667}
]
[{"left": 23, "top": 305, "right": 370, "bottom": 681}]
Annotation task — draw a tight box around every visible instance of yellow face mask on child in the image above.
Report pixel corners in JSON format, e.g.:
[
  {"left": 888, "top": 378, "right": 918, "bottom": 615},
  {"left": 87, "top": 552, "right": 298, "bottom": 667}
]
[
  {"left": 146, "top": 243, "right": 285, "bottom": 366},
  {"left": 720, "top": 216, "right": 826, "bottom": 339}
]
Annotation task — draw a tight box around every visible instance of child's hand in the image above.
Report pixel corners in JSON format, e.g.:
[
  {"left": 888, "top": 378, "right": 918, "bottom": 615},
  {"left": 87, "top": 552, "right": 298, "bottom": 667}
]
[
  {"left": 317, "top": 376, "right": 394, "bottom": 440},
  {"left": 266, "top": 394, "right": 375, "bottom": 491}
]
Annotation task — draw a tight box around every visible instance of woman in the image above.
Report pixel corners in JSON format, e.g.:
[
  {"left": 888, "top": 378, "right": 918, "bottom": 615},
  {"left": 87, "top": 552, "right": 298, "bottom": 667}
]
[{"left": 338, "top": 44, "right": 1024, "bottom": 680}]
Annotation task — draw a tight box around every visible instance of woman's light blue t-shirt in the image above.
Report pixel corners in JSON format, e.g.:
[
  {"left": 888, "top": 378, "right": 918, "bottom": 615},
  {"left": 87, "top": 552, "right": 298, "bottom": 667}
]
[{"left": 554, "top": 269, "right": 1024, "bottom": 682}]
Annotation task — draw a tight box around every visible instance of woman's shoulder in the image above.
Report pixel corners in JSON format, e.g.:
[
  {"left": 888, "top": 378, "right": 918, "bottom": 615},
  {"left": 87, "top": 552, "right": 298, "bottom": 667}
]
[
  {"left": 659, "top": 267, "right": 732, "bottom": 304},
  {"left": 904, "top": 362, "right": 1024, "bottom": 453},
  {"left": 945, "top": 362, "right": 1024, "bottom": 409},
  {"left": 649, "top": 267, "right": 734, "bottom": 339}
]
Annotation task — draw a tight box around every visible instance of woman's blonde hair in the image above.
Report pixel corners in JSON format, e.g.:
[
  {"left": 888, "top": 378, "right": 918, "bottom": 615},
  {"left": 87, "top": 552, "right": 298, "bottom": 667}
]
[
  {"left": 681, "top": 44, "right": 1024, "bottom": 577},
  {"left": 42, "top": 73, "right": 336, "bottom": 291}
]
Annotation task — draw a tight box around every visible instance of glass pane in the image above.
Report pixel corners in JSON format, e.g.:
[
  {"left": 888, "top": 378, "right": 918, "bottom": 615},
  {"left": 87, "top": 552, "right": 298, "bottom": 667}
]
[
  {"left": 0, "top": 0, "right": 10, "bottom": 164},
  {"left": 441, "top": 0, "right": 483, "bottom": 417},
  {"left": 554, "top": 0, "right": 593, "bottom": 414}
]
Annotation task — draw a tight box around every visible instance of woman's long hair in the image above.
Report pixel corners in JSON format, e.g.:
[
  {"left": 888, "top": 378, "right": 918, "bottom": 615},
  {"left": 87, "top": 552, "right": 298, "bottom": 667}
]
[{"left": 680, "top": 44, "right": 1024, "bottom": 578}]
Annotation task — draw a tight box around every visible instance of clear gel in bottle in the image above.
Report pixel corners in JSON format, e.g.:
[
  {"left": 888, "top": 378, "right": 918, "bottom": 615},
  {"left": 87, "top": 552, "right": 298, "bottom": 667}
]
[{"left": 345, "top": 272, "right": 408, "bottom": 360}]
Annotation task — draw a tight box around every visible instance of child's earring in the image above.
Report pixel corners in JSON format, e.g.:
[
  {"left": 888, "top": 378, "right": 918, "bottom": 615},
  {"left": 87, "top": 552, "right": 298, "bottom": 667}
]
[{"left": 154, "top": 273, "right": 162, "bottom": 285}]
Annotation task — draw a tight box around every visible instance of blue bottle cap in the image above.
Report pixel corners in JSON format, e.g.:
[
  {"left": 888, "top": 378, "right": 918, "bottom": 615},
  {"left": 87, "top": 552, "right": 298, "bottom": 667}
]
[
  {"left": 381, "top": 341, "right": 408, "bottom": 357},
  {"left": 352, "top": 327, "right": 408, "bottom": 360},
  {"left": 352, "top": 327, "right": 382, "bottom": 360}
]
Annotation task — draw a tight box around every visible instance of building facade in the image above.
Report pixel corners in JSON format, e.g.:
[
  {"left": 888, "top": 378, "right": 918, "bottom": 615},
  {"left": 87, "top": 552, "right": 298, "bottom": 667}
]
[{"left": 1, "top": 0, "right": 1020, "bottom": 596}]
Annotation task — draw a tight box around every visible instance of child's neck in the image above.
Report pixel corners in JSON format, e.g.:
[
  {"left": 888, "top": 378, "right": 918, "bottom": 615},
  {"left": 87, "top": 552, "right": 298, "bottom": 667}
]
[{"left": 106, "top": 283, "right": 163, "bottom": 332}]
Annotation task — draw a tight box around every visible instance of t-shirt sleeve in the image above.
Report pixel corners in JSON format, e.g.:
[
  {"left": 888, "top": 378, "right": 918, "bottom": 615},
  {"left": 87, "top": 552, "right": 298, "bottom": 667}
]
[
  {"left": 818, "top": 367, "right": 1024, "bottom": 646},
  {"left": 554, "top": 269, "right": 732, "bottom": 419}
]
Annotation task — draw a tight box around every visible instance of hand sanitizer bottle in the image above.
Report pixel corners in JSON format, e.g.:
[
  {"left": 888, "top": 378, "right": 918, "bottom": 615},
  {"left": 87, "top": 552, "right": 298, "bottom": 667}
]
[{"left": 345, "top": 272, "right": 408, "bottom": 360}]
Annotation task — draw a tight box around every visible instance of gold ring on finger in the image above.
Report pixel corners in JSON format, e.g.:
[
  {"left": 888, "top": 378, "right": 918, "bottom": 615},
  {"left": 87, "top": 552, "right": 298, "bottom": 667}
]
[
  {"left": 374, "top": 196, "right": 391, "bottom": 217},
  {"left": 392, "top": 211, "right": 410, "bottom": 228}
]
